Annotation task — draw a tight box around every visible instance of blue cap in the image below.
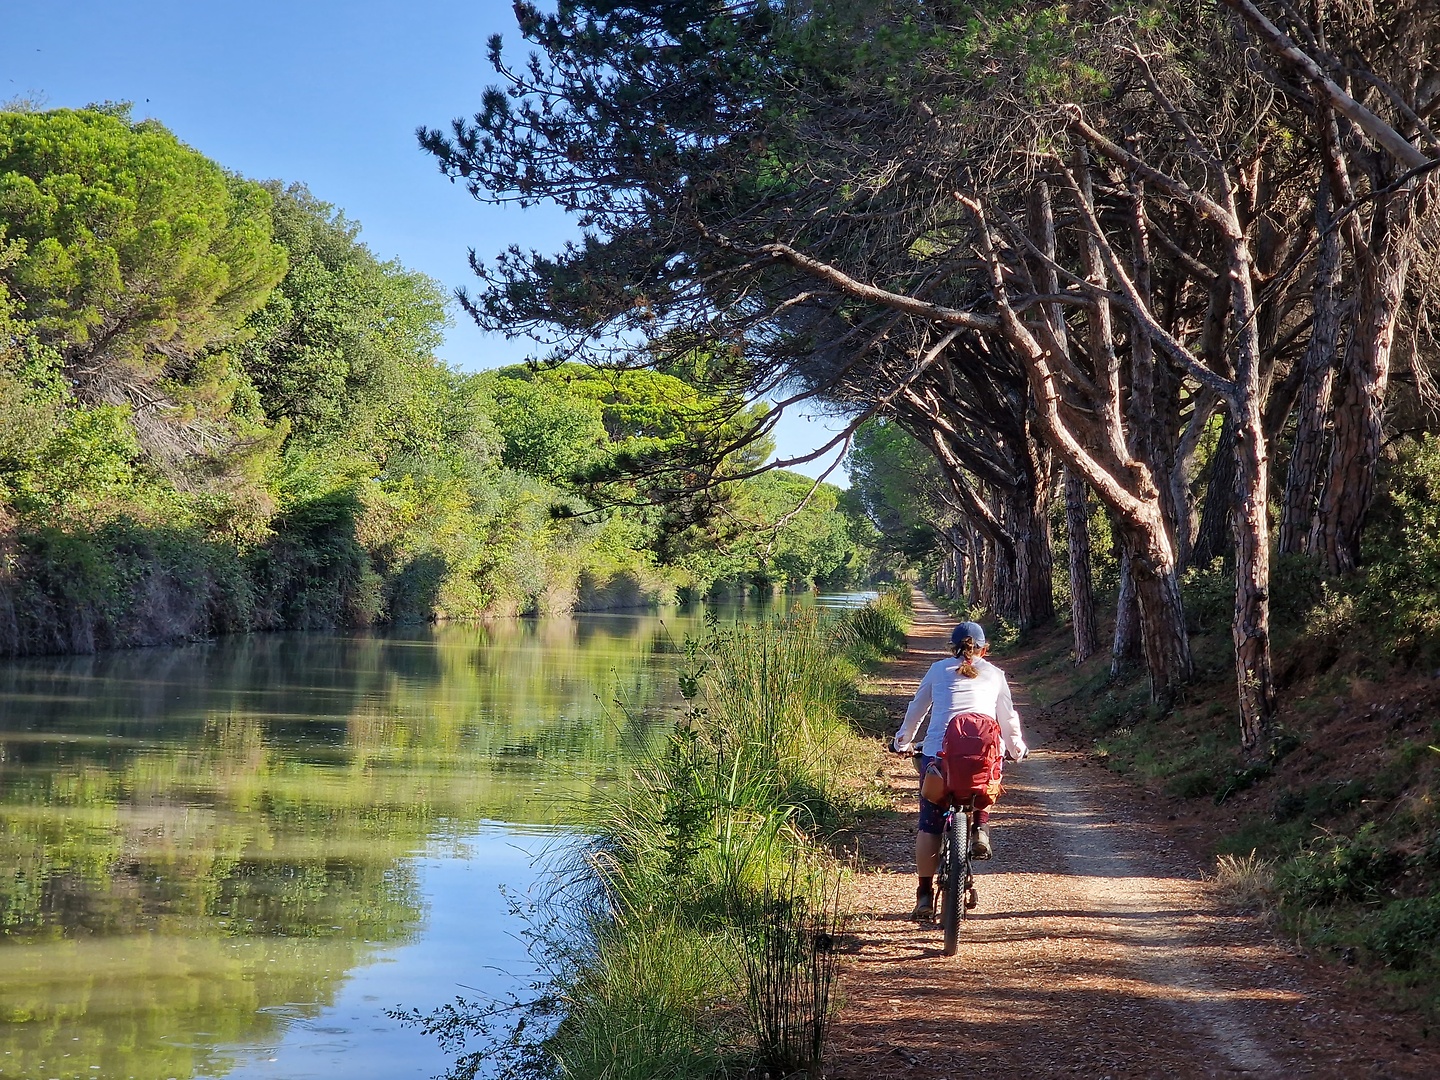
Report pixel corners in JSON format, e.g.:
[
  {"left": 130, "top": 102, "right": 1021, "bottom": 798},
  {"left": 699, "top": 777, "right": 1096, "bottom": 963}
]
[{"left": 950, "top": 621, "right": 986, "bottom": 647}]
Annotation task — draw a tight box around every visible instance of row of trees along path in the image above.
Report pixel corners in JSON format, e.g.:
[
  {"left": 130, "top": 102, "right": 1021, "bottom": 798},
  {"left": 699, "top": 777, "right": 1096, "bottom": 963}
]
[
  {"left": 424, "top": 0, "right": 1440, "bottom": 761},
  {"left": 827, "top": 594, "right": 1440, "bottom": 1079}
]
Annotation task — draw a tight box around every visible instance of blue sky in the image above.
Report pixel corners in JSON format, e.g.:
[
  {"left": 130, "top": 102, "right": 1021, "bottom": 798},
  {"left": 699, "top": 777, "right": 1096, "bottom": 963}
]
[{"left": 1, "top": 1, "right": 852, "bottom": 483}]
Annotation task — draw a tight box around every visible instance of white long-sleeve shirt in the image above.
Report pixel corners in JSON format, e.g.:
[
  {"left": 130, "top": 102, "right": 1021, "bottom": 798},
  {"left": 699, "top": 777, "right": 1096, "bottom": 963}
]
[{"left": 893, "top": 655, "right": 1027, "bottom": 759}]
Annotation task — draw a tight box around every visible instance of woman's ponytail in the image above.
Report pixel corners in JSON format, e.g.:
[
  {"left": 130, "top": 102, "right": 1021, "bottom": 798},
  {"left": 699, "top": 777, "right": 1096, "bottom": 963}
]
[{"left": 956, "top": 636, "right": 979, "bottom": 678}]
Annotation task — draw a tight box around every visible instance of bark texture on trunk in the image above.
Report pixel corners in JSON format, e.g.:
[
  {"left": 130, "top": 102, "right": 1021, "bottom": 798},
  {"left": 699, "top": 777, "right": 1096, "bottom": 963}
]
[
  {"left": 995, "top": 297, "right": 1190, "bottom": 697},
  {"left": 990, "top": 547, "right": 1019, "bottom": 624},
  {"left": 934, "top": 531, "right": 961, "bottom": 602},
  {"left": 1223, "top": 197, "right": 1278, "bottom": 752},
  {"left": 1111, "top": 545, "right": 1142, "bottom": 678},
  {"left": 1015, "top": 513, "right": 1054, "bottom": 631},
  {"left": 1124, "top": 527, "right": 1194, "bottom": 699},
  {"left": 967, "top": 545, "right": 983, "bottom": 608},
  {"left": 1011, "top": 485, "right": 1055, "bottom": 632},
  {"left": 1311, "top": 198, "right": 1413, "bottom": 573},
  {"left": 1170, "top": 389, "right": 1219, "bottom": 571},
  {"left": 1192, "top": 413, "right": 1237, "bottom": 568},
  {"left": 1231, "top": 395, "right": 1279, "bottom": 749},
  {"left": 1280, "top": 179, "right": 1342, "bottom": 555},
  {"left": 974, "top": 162, "right": 1192, "bottom": 700},
  {"left": 1065, "top": 468, "right": 1099, "bottom": 662}
]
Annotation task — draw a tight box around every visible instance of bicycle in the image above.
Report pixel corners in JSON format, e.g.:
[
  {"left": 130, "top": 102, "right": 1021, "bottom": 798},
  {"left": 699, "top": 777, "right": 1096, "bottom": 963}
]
[
  {"left": 936, "top": 793, "right": 980, "bottom": 956},
  {"left": 909, "top": 749, "right": 980, "bottom": 955},
  {"left": 910, "top": 747, "right": 1022, "bottom": 955}
]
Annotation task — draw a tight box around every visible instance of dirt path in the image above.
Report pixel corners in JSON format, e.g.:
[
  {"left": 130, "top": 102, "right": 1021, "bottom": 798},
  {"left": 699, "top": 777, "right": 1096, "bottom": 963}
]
[{"left": 826, "top": 596, "right": 1440, "bottom": 1079}]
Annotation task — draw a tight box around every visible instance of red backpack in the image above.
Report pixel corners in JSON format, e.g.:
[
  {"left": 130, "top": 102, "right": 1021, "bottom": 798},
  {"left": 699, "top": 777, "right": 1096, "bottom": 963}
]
[{"left": 938, "top": 711, "right": 1004, "bottom": 808}]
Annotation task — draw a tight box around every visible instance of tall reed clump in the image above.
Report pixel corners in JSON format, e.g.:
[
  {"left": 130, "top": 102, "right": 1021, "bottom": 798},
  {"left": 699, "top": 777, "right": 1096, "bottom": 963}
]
[
  {"left": 728, "top": 863, "right": 845, "bottom": 1077},
  {"left": 840, "top": 583, "right": 913, "bottom": 663},
  {"left": 499, "top": 598, "right": 908, "bottom": 1080}
]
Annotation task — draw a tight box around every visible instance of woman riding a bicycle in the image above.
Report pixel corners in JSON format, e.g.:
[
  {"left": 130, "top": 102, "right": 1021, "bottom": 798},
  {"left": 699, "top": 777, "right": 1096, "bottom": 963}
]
[{"left": 892, "top": 620, "right": 1028, "bottom": 920}]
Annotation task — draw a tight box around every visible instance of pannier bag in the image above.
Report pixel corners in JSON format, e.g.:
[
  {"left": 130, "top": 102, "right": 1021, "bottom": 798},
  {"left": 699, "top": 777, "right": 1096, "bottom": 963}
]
[
  {"left": 920, "top": 761, "right": 949, "bottom": 805},
  {"left": 937, "top": 711, "right": 1004, "bottom": 808}
]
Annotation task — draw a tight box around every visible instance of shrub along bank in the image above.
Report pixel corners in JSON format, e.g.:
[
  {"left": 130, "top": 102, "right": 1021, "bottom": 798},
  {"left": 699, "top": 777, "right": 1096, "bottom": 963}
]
[
  {"left": 0, "top": 453, "right": 873, "bottom": 657},
  {"left": 400, "top": 587, "right": 913, "bottom": 1079}
]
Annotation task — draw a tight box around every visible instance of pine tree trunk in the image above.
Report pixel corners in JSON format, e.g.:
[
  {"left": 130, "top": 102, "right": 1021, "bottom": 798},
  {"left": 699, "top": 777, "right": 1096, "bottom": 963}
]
[
  {"left": 1280, "top": 179, "right": 1341, "bottom": 555},
  {"left": 935, "top": 543, "right": 953, "bottom": 599},
  {"left": 1311, "top": 208, "right": 1412, "bottom": 573},
  {"left": 966, "top": 542, "right": 982, "bottom": 608},
  {"left": 943, "top": 527, "right": 969, "bottom": 602},
  {"left": 1065, "top": 468, "right": 1099, "bottom": 662},
  {"left": 1123, "top": 526, "right": 1193, "bottom": 699},
  {"left": 1221, "top": 202, "right": 1278, "bottom": 752},
  {"left": 1013, "top": 491, "right": 1055, "bottom": 631},
  {"left": 1111, "top": 543, "right": 1142, "bottom": 677},
  {"left": 979, "top": 536, "right": 998, "bottom": 615},
  {"left": 1168, "top": 459, "right": 1196, "bottom": 573},
  {"left": 948, "top": 530, "right": 965, "bottom": 601},
  {"left": 1231, "top": 399, "right": 1278, "bottom": 749},
  {"left": 1169, "top": 389, "right": 1219, "bottom": 572},
  {"left": 1106, "top": 507, "right": 1192, "bottom": 698},
  {"left": 990, "top": 543, "right": 1019, "bottom": 624},
  {"left": 1192, "top": 413, "right": 1237, "bottom": 568},
  {"left": 987, "top": 188, "right": 1189, "bottom": 697}
]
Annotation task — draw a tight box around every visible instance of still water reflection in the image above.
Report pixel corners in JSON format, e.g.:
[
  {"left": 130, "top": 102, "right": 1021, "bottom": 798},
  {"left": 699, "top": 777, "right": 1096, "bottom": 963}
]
[{"left": 0, "top": 597, "right": 858, "bottom": 1079}]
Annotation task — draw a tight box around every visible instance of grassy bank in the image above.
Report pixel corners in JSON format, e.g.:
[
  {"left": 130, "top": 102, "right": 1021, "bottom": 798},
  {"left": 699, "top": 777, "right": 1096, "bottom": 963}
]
[{"left": 401, "top": 586, "right": 913, "bottom": 1079}]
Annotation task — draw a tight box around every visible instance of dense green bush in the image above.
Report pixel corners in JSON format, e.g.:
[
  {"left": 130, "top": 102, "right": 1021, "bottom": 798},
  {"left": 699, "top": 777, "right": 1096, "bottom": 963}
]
[
  {"left": 1269, "top": 554, "right": 1326, "bottom": 627},
  {"left": 1278, "top": 823, "right": 1402, "bottom": 908},
  {"left": 249, "top": 490, "right": 383, "bottom": 630},
  {"left": 1357, "top": 436, "right": 1440, "bottom": 662},
  {"left": 1367, "top": 895, "right": 1440, "bottom": 971},
  {"left": 1180, "top": 558, "right": 1231, "bottom": 636},
  {"left": 0, "top": 520, "right": 256, "bottom": 655}
]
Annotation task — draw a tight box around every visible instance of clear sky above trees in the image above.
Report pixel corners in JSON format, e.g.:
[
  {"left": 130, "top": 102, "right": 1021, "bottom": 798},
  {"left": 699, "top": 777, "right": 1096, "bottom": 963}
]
[{"left": 2, "top": 0, "right": 848, "bottom": 482}]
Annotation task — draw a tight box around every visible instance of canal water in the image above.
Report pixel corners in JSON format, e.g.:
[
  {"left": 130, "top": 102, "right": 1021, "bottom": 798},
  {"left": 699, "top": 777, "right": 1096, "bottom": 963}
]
[{"left": 0, "top": 595, "right": 871, "bottom": 1080}]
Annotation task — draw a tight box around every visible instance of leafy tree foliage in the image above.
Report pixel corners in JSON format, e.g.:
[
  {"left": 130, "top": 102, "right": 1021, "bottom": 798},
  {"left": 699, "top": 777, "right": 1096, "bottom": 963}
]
[
  {"left": 0, "top": 107, "right": 285, "bottom": 467},
  {"left": 238, "top": 182, "right": 450, "bottom": 449},
  {"left": 737, "top": 471, "right": 857, "bottom": 587},
  {"left": 0, "top": 265, "right": 185, "bottom": 527},
  {"left": 425, "top": 0, "right": 1440, "bottom": 748},
  {"left": 847, "top": 420, "right": 947, "bottom": 567},
  {"left": 0, "top": 100, "right": 868, "bottom": 658},
  {"left": 481, "top": 368, "right": 609, "bottom": 481}
]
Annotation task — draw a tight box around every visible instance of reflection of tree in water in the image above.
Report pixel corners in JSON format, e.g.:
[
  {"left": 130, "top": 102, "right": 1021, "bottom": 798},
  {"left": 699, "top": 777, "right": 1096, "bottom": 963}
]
[
  {"left": 0, "top": 933, "right": 397, "bottom": 1079},
  {"left": 0, "top": 611, "right": 728, "bottom": 1077},
  {"left": 0, "top": 762, "right": 426, "bottom": 1076}
]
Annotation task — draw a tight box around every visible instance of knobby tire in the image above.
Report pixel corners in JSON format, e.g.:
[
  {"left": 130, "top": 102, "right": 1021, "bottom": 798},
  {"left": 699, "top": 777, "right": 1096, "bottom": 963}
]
[{"left": 940, "top": 807, "right": 966, "bottom": 956}]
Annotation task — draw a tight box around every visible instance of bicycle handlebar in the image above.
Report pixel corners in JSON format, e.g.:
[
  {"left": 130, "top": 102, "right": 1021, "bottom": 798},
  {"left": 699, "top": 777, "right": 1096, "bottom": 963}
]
[{"left": 893, "top": 740, "right": 1030, "bottom": 762}]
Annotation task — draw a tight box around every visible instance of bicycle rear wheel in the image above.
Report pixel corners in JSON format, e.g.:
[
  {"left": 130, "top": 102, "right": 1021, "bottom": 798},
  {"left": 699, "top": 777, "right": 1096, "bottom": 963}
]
[{"left": 940, "top": 808, "right": 965, "bottom": 955}]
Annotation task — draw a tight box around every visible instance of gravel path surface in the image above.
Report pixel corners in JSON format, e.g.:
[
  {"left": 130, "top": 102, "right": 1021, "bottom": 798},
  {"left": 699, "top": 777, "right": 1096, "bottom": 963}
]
[{"left": 824, "top": 598, "right": 1440, "bottom": 1079}]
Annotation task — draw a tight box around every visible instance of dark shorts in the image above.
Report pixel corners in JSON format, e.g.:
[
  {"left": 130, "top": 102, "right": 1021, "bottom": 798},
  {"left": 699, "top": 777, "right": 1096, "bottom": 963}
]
[
  {"left": 916, "top": 753, "right": 995, "bottom": 834},
  {"left": 917, "top": 754, "right": 947, "bottom": 835}
]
